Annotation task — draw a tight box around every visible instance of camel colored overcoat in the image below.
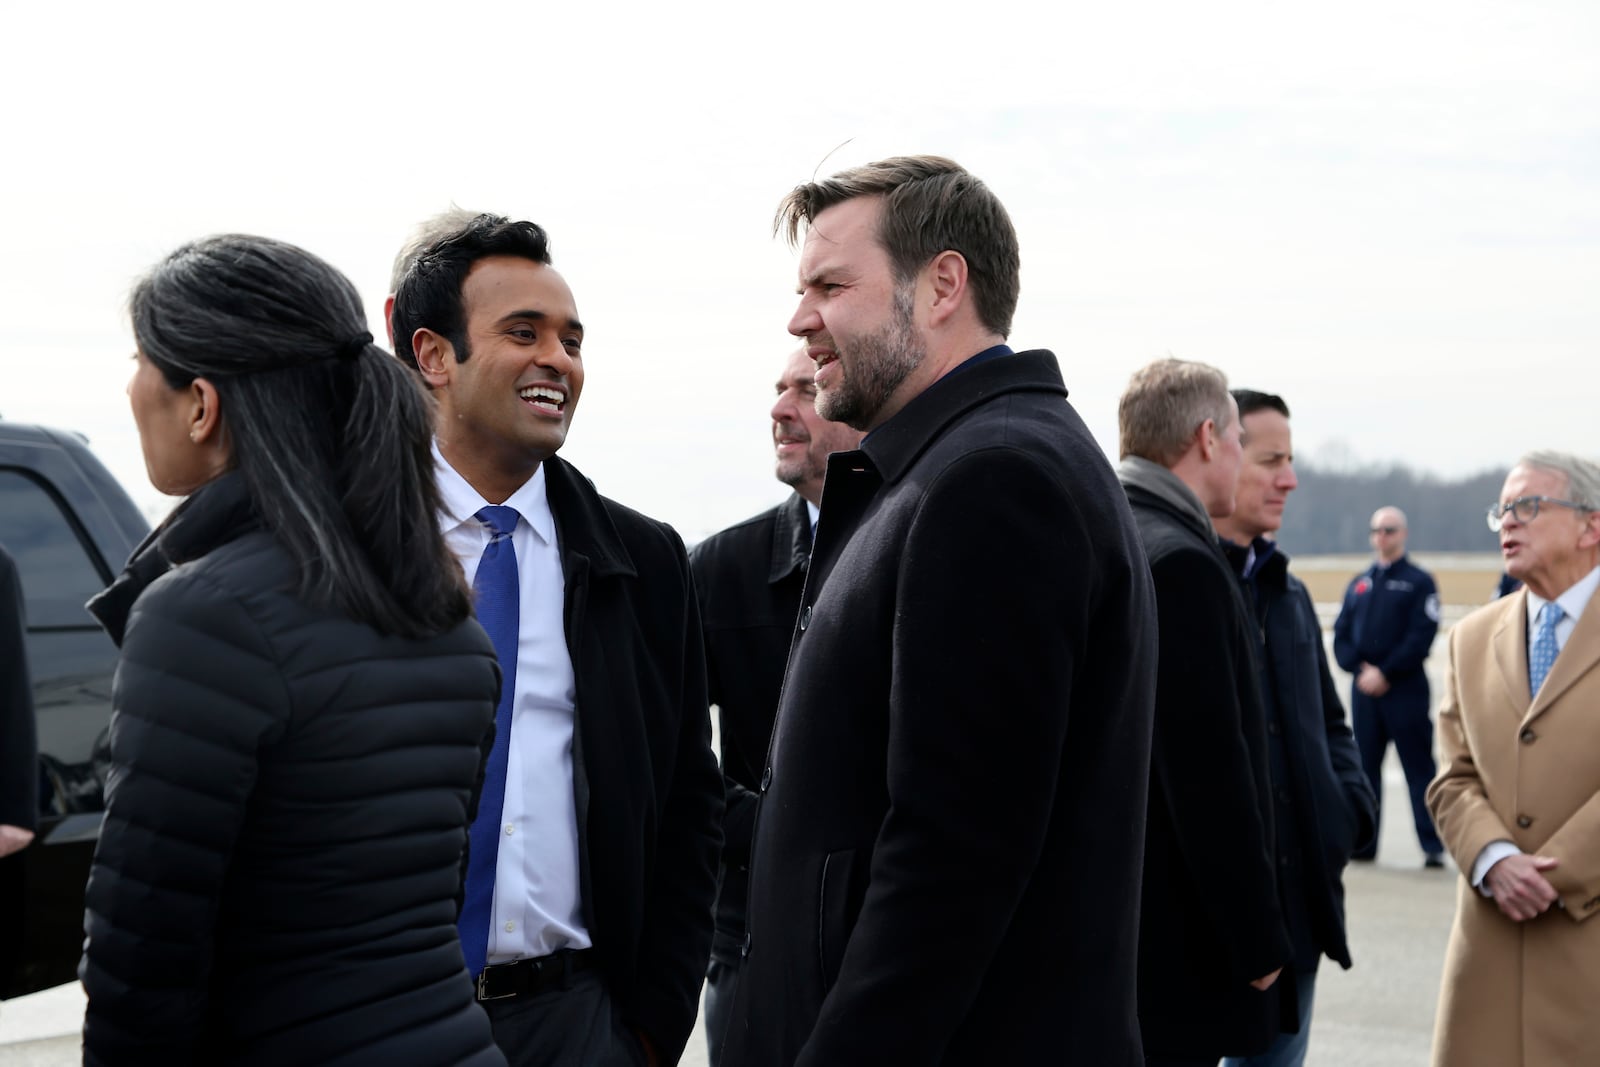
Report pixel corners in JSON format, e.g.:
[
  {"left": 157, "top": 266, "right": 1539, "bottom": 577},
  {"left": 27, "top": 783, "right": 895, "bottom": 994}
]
[{"left": 1426, "top": 587, "right": 1600, "bottom": 1067}]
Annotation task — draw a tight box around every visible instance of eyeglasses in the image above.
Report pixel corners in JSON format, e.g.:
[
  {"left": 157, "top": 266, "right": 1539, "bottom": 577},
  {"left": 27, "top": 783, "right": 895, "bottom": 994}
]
[
  {"left": 1369, "top": 526, "right": 1400, "bottom": 535},
  {"left": 1486, "top": 495, "right": 1594, "bottom": 532}
]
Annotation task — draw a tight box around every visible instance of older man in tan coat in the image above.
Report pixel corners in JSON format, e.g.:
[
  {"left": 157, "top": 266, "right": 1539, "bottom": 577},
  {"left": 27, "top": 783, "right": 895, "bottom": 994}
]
[{"left": 1427, "top": 450, "right": 1600, "bottom": 1067}]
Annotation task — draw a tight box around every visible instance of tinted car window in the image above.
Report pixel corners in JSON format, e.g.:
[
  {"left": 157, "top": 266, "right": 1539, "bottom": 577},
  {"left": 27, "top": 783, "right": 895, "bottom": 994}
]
[{"left": 0, "top": 470, "right": 111, "bottom": 628}]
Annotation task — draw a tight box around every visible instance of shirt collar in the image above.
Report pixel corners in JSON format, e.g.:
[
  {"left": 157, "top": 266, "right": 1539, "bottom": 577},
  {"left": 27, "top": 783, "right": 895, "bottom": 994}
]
[
  {"left": 1526, "top": 564, "right": 1600, "bottom": 628},
  {"left": 432, "top": 441, "right": 556, "bottom": 546}
]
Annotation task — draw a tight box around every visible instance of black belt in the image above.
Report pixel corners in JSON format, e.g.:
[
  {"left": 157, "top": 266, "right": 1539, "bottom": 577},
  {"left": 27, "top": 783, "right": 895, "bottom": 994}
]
[{"left": 475, "top": 948, "right": 595, "bottom": 1002}]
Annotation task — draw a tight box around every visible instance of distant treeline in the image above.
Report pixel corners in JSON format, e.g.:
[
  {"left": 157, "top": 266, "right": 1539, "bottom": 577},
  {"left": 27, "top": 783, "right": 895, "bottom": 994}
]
[{"left": 1277, "top": 462, "right": 1505, "bottom": 554}]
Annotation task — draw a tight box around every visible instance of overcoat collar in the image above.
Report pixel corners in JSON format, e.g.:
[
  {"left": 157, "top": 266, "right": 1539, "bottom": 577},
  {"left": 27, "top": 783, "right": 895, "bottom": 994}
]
[
  {"left": 542, "top": 454, "right": 637, "bottom": 581},
  {"left": 858, "top": 350, "right": 1067, "bottom": 487},
  {"left": 767, "top": 492, "right": 812, "bottom": 586}
]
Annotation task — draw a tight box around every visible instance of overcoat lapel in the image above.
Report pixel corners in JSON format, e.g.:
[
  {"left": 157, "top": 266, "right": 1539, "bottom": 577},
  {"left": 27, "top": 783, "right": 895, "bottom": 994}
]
[
  {"left": 1527, "top": 594, "right": 1600, "bottom": 724},
  {"left": 1493, "top": 593, "right": 1530, "bottom": 716}
]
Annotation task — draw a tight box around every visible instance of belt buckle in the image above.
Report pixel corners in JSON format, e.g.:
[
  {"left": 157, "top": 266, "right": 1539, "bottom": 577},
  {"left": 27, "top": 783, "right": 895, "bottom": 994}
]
[{"left": 475, "top": 961, "right": 524, "bottom": 1002}]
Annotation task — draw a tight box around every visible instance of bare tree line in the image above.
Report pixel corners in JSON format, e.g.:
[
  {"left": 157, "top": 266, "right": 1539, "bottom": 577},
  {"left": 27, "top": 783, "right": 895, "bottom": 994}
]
[{"left": 1277, "top": 463, "right": 1506, "bottom": 554}]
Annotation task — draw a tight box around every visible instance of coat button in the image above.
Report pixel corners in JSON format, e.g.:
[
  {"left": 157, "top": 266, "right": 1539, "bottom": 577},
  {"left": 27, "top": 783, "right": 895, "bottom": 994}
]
[
  {"left": 1520, "top": 728, "right": 1536, "bottom": 744},
  {"left": 799, "top": 605, "right": 812, "bottom": 631},
  {"left": 741, "top": 932, "right": 752, "bottom": 959},
  {"left": 760, "top": 766, "right": 772, "bottom": 792},
  {"left": 1517, "top": 814, "right": 1533, "bottom": 829}
]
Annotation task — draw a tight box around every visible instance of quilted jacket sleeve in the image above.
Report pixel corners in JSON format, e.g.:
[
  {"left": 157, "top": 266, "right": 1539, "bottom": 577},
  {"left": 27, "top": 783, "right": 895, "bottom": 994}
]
[{"left": 80, "top": 566, "right": 287, "bottom": 1066}]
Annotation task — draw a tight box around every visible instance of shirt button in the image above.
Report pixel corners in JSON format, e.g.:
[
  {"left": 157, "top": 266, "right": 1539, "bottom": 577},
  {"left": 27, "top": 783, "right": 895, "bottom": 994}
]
[
  {"left": 1517, "top": 814, "right": 1533, "bottom": 829},
  {"left": 760, "top": 766, "right": 773, "bottom": 792},
  {"left": 799, "top": 605, "right": 812, "bottom": 631},
  {"left": 741, "top": 932, "right": 752, "bottom": 959},
  {"left": 505, "top": 824, "right": 515, "bottom": 835},
  {"left": 1520, "top": 728, "right": 1537, "bottom": 744},
  {"left": 505, "top": 921, "right": 516, "bottom": 932}
]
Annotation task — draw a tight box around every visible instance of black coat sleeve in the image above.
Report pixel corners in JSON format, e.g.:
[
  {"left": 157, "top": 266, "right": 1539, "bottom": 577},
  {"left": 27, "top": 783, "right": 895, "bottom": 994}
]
[
  {"left": 1146, "top": 548, "right": 1290, "bottom": 985},
  {"left": 627, "top": 530, "right": 723, "bottom": 1062},
  {"left": 80, "top": 568, "right": 286, "bottom": 1066},
  {"left": 0, "top": 545, "right": 37, "bottom": 832},
  {"left": 1306, "top": 585, "right": 1378, "bottom": 853},
  {"left": 1331, "top": 581, "right": 1360, "bottom": 673}
]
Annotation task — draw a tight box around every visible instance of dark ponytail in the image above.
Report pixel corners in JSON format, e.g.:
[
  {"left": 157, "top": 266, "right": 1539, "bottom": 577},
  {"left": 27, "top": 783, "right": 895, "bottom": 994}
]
[{"left": 131, "top": 234, "right": 470, "bottom": 639}]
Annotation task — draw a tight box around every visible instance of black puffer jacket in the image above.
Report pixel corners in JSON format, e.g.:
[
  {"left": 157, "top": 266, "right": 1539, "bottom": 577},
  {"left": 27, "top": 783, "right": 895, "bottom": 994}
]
[{"left": 81, "top": 474, "right": 505, "bottom": 1067}]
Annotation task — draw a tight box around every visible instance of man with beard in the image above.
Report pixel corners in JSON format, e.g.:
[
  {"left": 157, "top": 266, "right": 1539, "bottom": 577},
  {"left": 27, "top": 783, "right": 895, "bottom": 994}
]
[
  {"left": 688, "top": 346, "right": 860, "bottom": 1064},
  {"left": 721, "top": 155, "right": 1158, "bottom": 1067}
]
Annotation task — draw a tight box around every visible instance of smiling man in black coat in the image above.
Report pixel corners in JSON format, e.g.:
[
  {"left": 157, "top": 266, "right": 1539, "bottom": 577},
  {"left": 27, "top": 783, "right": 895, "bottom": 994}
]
[
  {"left": 1116, "top": 359, "right": 1292, "bottom": 1067},
  {"left": 392, "top": 215, "right": 721, "bottom": 1067},
  {"left": 721, "top": 156, "right": 1158, "bottom": 1067},
  {"left": 1213, "top": 389, "right": 1378, "bottom": 1067}
]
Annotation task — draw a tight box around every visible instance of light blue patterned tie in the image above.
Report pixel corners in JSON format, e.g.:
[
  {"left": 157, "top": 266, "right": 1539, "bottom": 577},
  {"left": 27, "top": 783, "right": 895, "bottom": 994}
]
[
  {"left": 1529, "top": 602, "right": 1564, "bottom": 698},
  {"left": 459, "top": 505, "right": 520, "bottom": 979}
]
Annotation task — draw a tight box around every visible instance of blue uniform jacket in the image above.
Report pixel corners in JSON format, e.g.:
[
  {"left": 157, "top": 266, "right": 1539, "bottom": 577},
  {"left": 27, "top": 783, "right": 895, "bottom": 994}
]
[{"left": 1332, "top": 554, "right": 1439, "bottom": 703}]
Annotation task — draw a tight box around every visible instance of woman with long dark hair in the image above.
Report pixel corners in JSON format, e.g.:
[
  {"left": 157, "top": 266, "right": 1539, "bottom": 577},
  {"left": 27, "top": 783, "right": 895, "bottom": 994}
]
[{"left": 80, "top": 234, "right": 505, "bottom": 1066}]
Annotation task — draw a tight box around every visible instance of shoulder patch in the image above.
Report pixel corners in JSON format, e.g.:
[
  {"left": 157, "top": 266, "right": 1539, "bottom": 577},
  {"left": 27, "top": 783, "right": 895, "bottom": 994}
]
[{"left": 1425, "top": 593, "right": 1441, "bottom": 622}]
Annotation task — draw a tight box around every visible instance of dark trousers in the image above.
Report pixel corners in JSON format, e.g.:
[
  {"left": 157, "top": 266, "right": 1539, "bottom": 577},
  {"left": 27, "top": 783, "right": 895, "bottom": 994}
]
[
  {"left": 479, "top": 967, "right": 647, "bottom": 1067},
  {"left": 1352, "top": 691, "right": 1443, "bottom": 856},
  {"left": 1146, "top": 1056, "right": 1217, "bottom": 1067},
  {"left": 703, "top": 955, "right": 740, "bottom": 1066}
]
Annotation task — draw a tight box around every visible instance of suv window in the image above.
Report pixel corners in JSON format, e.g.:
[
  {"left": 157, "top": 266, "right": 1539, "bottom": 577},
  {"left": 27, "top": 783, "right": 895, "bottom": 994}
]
[{"left": 0, "top": 469, "right": 111, "bottom": 628}]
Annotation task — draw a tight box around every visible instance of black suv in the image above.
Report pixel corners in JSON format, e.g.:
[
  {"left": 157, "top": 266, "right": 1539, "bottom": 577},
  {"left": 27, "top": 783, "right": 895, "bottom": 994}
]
[{"left": 1, "top": 420, "right": 149, "bottom": 998}]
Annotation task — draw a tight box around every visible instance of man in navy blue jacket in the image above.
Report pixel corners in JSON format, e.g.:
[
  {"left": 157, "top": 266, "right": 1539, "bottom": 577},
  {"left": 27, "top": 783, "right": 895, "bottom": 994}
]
[
  {"left": 1333, "top": 507, "right": 1443, "bottom": 867},
  {"left": 1215, "top": 391, "right": 1377, "bottom": 1067}
]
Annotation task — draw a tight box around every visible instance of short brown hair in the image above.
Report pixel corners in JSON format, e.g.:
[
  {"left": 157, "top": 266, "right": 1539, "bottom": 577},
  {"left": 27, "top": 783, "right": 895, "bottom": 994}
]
[
  {"left": 775, "top": 155, "right": 1020, "bottom": 338},
  {"left": 1118, "top": 358, "right": 1233, "bottom": 466}
]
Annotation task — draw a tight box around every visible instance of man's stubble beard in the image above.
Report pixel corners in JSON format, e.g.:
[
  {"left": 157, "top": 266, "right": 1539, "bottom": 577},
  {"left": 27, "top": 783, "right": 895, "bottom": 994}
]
[{"left": 815, "top": 284, "right": 924, "bottom": 432}]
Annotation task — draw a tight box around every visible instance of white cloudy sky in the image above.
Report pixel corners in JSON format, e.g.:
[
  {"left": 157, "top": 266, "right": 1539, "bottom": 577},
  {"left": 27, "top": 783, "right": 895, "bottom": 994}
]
[{"left": 2, "top": 1, "right": 1595, "bottom": 540}]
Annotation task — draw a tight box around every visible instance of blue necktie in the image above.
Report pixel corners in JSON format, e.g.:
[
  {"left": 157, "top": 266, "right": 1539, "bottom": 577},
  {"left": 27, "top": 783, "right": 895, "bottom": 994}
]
[
  {"left": 1529, "top": 602, "right": 1564, "bottom": 698},
  {"left": 459, "top": 505, "right": 520, "bottom": 979}
]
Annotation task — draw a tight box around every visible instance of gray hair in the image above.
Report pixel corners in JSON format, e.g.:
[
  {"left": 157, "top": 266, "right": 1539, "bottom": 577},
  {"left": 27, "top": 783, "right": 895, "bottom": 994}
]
[
  {"left": 1118, "top": 358, "right": 1233, "bottom": 466},
  {"left": 388, "top": 206, "right": 481, "bottom": 293},
  {"left": 1518, "top": 450, "right": 1600, "bottom": 510}
]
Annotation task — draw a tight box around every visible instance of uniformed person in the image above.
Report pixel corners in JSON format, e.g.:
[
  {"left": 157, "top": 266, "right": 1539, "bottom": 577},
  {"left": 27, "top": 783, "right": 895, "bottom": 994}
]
[{"left": 1332, "top": 506, "right": 1444, "bottom": 866}]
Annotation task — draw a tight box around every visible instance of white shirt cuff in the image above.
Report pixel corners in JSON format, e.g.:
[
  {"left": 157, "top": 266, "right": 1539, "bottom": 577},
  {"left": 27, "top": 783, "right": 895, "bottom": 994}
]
[{"left": 1471, "top": 840, "right": 1522, "bottom": 896}]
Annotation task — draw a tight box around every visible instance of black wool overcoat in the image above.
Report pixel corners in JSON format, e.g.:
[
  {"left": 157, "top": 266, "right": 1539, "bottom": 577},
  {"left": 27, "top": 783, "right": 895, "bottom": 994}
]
[
  {"left": 722, "top": 350, "right": 1158, "bottom": 1067},
  {"left": 1124, "top": 484, "right": 1293, "bottom": 1061}
]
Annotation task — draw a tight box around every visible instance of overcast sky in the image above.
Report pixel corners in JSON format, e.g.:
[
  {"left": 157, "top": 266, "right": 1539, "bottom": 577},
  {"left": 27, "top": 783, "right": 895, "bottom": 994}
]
[{"left": 3, "top": 1, "right": 1595, "bottom": 540}]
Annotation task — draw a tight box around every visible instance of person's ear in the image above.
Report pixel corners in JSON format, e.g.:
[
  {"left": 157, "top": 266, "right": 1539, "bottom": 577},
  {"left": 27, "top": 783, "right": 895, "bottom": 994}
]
[
  {"left": 923, "top": 250, "right": 970, "bottom": 329},
  {"left": 1579, "top": 508, "right": 1600, "bottom": 551},
  {"left": 189, "top": 378, "right": 224, "bottom": 445},
  {"left": 1195, "top": 418, "right": 1217, "bottom": 462},
  {"left": 414, "top": 329, "right": 455, "bottom": 389}
]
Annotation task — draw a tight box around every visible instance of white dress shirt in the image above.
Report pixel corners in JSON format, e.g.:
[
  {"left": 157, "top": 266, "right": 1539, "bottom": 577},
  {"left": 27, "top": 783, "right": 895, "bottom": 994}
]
[
  {"left": 435, "top": 445, "right": 590, "bottom": 960},
  {"left": 1470, "top": 564, "right": 1600, "bottom": 893}
]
